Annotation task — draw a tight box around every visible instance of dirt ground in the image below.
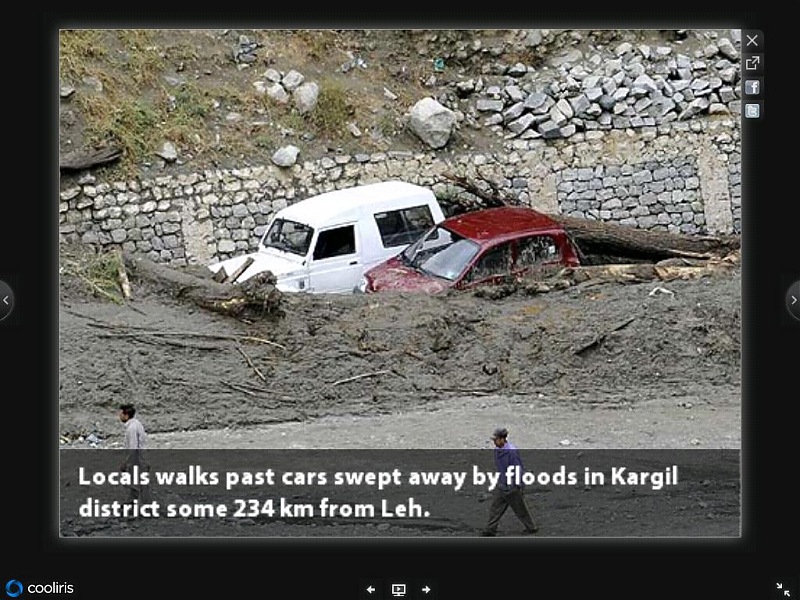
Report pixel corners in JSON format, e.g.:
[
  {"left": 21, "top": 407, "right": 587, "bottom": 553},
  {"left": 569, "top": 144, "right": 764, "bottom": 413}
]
[
  {"left": 58, "top": 252, "right": 741, "bottom": 538},
  {"left": 59, "top": 255, "right": 741, "bottom": 450}
]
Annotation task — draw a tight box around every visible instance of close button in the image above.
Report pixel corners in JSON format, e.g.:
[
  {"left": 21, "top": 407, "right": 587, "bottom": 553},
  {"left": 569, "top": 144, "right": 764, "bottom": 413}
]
[{"left": 0, "top": 280, "right": 14, "bottom": 323}]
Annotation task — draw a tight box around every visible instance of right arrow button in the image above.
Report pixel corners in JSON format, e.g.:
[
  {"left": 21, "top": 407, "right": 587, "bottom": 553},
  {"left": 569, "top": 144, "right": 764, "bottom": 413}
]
[{"left": 788, "top": 281, "right": 800, "bottom": 322}]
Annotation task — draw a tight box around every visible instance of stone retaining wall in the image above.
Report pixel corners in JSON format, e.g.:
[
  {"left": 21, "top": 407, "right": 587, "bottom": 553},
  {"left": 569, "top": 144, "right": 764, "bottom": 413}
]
[{"left": 59, "top": 117, "right": 740, "bottom": 267}]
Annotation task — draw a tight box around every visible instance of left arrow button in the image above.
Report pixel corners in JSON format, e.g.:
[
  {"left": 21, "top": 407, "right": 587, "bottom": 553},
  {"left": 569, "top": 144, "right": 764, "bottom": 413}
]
[{"left": 0, "top": 281, "right": 14, "bottom": 323}]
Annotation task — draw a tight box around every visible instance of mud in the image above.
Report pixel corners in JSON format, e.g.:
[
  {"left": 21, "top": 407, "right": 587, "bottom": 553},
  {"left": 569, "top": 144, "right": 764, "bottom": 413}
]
[
  {"left": 58, "top": 256, "right": 741, "bottom": 538},
  {"left": 59, "top": 255, "right": 741, "bottom": 451}
]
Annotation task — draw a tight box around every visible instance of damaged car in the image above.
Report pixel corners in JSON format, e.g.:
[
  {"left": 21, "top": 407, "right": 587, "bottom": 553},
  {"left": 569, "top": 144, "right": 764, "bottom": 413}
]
[
  {"left": 208, "top": 181, "right": 446, "bottom": 293},
  {"left": 359, "top": 206, "right": 580, "bottom": 294}
]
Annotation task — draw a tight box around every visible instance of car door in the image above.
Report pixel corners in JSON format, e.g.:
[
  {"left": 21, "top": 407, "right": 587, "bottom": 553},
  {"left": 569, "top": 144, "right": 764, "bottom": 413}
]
[
  {"left": 513, "top": 234, "right": 563, "bottom": 280},
  {"left": 456, "top": 242, "right": 514, "bottom": 290},
  {"left": 308, "top": 224, "right": 362, "bottom": 293}
]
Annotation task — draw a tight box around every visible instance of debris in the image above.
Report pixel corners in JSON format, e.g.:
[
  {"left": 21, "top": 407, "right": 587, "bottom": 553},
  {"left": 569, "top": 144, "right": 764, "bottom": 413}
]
[
  {"left": 331, "top": 370, "right": 392, "bottom": 387},
  {"left": 573, "top": 316, "right": 637, "bottom": 355},
  {"left": 224, "top": 256, "right": 255, "bottom": 284},
  {"left": 649, "top": 286, "right": 675, "bottom": 297},
  {"left": 236, "top": 343, "right": 267, "bottom": 382},
  {"left": 94, "top": 327, "right": 287, "bottom": 350},
  {"left": 121, "top": 253, "right": 283, "bottom": 319},
  {"left": 60, "top": 144, "right": 123, "bottom": 173},
  {"left": 341, "top": 55, "right": 368, "bottom": 72},
  {"left": 115, "top": 249, "right": 131, "bottom": 299}
]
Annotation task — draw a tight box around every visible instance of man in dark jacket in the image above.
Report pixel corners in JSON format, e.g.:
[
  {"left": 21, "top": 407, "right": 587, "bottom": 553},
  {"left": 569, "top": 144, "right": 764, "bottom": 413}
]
[{"left": 481, "top": 427, "right": 539, "bottom": 536}]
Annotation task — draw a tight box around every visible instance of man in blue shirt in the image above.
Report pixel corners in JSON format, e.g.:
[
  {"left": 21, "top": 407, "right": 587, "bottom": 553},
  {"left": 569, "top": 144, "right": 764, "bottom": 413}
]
[{"left": 481, "top": 427, "right": 539, "bottom": 536}]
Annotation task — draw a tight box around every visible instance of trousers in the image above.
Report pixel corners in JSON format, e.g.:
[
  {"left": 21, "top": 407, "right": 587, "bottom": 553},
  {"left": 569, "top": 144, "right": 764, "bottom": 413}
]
[{"left": 484, "top": 487, "right": 537, "bottom": 534}]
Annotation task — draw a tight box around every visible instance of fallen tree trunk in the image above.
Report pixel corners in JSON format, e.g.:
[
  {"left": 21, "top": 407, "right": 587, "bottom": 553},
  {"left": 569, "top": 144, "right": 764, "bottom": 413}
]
[
  {"left": 439, "top": 172, "right": 740, "bottom": 262},
  {"left": 550, "top": 215, "right": 741, "bottom": 262},
  {"left": 121, "top": 254, "right": 282, "bottom": 318},
  {"left": 60, "top": 144, "right": 123, "bottom": 172}
]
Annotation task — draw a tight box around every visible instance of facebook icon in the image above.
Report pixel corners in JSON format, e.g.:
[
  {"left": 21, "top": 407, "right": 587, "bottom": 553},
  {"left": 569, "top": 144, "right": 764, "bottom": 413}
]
[{"left": 745, "top": 80, "right": 761, "bottom": 95}]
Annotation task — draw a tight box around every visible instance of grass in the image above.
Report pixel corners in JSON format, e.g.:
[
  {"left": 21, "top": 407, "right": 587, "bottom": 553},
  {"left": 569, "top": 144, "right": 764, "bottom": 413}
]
[
  {"left": 307, "top": 78, "right": 353, "bottom": 136},
  {"left": 59, "top": 30, "right": 108, "bottom": 83},
  {"left": 61, "top": 246, "right": 127, "bottom": 304},
  {"left": 58, "top": 30, "right": 425, "bottom": 176},
  {"left": 114, "top": 30, "right": 166, "bottom": 87},
  {"left": 294, "top": 30, "right": 341, "bottom": 61}
]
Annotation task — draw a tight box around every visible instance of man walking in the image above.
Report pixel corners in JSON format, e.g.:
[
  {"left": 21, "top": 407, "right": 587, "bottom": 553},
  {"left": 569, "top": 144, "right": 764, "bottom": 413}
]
[
  {"left": 481, "top": 427, "right": 538, "bottom": 536},
  {"left": 119, "top": 403, "right": 149, "bottom": 502}
]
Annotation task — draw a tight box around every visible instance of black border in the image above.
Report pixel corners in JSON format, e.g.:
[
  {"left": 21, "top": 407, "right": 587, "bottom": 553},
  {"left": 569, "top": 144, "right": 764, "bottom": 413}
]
[{"left": 4, "top": 9, "right": 794, "bottom": 597}]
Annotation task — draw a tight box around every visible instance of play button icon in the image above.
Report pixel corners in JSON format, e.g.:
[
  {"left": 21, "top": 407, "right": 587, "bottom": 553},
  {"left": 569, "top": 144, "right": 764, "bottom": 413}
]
[
  {"left": 0, "top": 280, "right": 14, "bottom": 323},
  {"left": 787, "top": 280, "right": 800, "bottom": 322}
]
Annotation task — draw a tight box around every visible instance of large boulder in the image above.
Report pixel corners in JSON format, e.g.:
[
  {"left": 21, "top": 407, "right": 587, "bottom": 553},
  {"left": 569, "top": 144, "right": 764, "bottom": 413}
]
[{"left": 407, "top": 97, "right": 456, "bottom": 149}]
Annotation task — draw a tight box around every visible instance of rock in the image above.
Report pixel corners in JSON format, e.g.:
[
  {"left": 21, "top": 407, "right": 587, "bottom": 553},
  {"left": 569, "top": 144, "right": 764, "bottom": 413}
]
[
  {"left": 266, "top": 83, "right": 289, "bottom": 104},
  {"left": 282, "top": 70, "right": 305, "bottom": 91},
  {"left": 271, "top": 145, "right": 300, "bottom": 167},
  {"left": 263, "top": 68, "right": 282, "bottom": 82},
  {"left": 155, "top": 142, "right": 178, "bottom": 162},
  {"left": 407, "top": 97, "right": 457, "bottom": 149},
  {"left": 293, "top": 82, "right": 319, "bottom": 114}
]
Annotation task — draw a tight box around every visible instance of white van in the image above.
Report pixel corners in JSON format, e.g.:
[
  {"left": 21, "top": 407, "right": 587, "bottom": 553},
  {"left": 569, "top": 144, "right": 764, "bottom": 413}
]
[{"left": 208, "top": 181, "right": 446, "bottom": 293}]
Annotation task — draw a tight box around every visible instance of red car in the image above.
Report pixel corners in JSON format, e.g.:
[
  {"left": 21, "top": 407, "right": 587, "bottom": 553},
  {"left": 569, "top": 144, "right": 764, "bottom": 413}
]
[{"left": 359, "top": 206, "right": 580, "bottom": 293}]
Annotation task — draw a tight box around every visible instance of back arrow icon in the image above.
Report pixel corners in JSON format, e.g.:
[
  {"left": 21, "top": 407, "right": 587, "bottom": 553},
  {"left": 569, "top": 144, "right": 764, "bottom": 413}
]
[
  {"left": 367, "top": 586, "right": 375, "bottom": 594},
  {"left": 2, "top": 296, "right": 7, "bottom": 305}
]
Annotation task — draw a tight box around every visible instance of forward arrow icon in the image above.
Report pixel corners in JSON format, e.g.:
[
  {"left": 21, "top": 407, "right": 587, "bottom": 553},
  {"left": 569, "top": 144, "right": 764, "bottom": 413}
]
[{"left": 792, "top": 295, "right": 797, "bottom": 306}]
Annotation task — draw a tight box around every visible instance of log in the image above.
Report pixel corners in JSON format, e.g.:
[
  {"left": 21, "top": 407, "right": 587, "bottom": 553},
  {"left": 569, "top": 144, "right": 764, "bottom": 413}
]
[
  {"left": 550, "top": 215, "right": 741, "bottom": 262},
  {"left": 553, "top": 256, "right": 738, "bottom": 287},
  {"left": 121, "top": 253, "right": 283, "bottom": 318},
  {"left": 60, "top": 144, "right": 123, "bottom": 172},
  {"left": 115, "top": 249, "right": 132, "bottom": 299},
  {"left": 211, "top": 266, "right": 228, "bottom": 283},
  {"left": 224, "top": 256, "right": 255, "bottom": 284},
  {"left": 439, "top": 172, "right": 740, "bottom": 262}
]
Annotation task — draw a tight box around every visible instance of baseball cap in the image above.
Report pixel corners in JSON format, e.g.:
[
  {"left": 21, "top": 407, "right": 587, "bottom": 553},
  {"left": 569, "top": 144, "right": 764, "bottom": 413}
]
[{"left": 490, "top": 427, "right": 508, "bottom": 440}]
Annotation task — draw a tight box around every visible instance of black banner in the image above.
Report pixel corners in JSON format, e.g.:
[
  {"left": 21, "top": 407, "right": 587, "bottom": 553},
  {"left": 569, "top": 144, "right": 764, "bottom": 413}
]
[{"left": 60, "top": 449, "right": 739, "bottom": 538}]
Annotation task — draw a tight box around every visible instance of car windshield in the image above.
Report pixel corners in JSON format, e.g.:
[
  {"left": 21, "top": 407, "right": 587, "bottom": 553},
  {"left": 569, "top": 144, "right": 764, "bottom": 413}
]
[
  {"left": 260, "top": 218, "right": 314, "bottom": 257},
  {"left": 401, "top": 225, "right": 480, "bottom": 281}
]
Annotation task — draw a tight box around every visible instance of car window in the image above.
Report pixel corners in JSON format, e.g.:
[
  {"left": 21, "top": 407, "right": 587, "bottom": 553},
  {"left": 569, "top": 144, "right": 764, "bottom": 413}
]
[
  {"left": 517, "top": 235, "right": 560, "bottom": 268},
  {"left": 465, "top": 243, "right": 513, "bottom": 282},
  {"left": 313, "top": 225, "right": 356, "bottom": 260},
  {"left": 416, "top": 234, "right": 480, "bottom": 281},
  {"left": 261, "top": 218, "right": 314, "bottom": 256},
  {"left": 374, "top": 205, "right": 435, "bottom": 248}
]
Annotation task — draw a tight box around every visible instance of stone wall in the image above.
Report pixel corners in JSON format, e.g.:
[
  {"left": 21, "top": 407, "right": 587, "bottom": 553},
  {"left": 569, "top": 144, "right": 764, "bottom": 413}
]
[{"left": 59, "top": 116, "right": 740, "bottom": 268}]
